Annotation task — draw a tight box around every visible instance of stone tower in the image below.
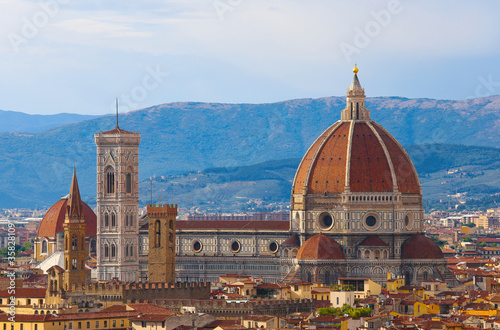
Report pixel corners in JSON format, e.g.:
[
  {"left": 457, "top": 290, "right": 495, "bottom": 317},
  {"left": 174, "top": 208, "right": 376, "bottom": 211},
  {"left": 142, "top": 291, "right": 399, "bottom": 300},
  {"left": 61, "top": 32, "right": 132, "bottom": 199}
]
[
  {"left": 95, "top": 124, "right": 140, "bottom": 282},
  {"left": 63, "top": 168, "right": 88, "bottom": 289},
  {"left": 147, "top": 203, "right": 177, "bottom": 283}
]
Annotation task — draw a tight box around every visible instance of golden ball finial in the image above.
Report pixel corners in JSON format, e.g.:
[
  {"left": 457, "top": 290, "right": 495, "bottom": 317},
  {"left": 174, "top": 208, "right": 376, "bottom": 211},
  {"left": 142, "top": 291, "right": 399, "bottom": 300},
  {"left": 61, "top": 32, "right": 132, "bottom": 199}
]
[{"left": 353, "top": 64, "right": 358, "bottom": 74}]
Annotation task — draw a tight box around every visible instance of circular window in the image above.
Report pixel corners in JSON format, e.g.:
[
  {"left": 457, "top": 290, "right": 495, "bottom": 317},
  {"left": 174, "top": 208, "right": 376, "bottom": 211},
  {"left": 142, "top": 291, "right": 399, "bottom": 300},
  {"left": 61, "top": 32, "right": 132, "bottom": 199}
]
[
  {"left": 192, "top": 240, "right": 202, "bottom": 253},
  {"left": 366, "top": 216, "right": 377, "bottom": 227},
  {"left": 230, "top": 241, "right": 241, "bottom": 253},
  {"left": 363, "top": 213, "right": 380, "bottom": 231},
  {"left": 269, "top": 242, "right": 279, "bottom": 253},
  {"left": 405, "top": 214, "right": 413, "bottom": 230},
  {"left": 318, "top": 213, "right": 334, "bottom": 230}
]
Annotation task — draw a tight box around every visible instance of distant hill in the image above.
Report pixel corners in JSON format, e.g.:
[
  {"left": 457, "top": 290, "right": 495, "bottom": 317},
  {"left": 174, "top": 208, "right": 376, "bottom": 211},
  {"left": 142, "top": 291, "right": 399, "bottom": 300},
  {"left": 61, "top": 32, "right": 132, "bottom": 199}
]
[
  {"left": 0, "top": 109, "right": 101, "bottom": 133},
  {"left": 0, "top": 95, "right": 499, "bottom": 208},
  {"left": 135, "top": 144, "right": 500, "bottom": 212}
]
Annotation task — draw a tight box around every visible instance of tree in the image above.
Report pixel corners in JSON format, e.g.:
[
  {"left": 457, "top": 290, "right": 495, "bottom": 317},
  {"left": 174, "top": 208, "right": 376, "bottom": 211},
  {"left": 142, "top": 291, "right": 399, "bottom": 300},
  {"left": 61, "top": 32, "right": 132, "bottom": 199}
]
[
  {"left": 430, "top": 236, "right": 446, "bottom": 247},
  {"left": 21, "top": 241, "right": 32, "bottom": 251}
]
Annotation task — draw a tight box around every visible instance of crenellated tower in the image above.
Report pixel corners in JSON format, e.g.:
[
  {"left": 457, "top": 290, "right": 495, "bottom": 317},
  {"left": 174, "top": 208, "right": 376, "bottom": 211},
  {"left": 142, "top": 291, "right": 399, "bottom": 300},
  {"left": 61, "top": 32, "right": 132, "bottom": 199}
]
[
  {"left": 147, "top": 203, "right": 177, "bottom": 283},
  {"left": 95, "top": 123, "right": 140, "bottom": 282}
]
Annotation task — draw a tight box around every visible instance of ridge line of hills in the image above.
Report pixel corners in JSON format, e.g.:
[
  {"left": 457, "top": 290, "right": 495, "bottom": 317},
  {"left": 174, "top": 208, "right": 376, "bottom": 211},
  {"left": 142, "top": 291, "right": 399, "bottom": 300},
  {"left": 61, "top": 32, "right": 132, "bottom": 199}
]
[{"left": 0, "top": 95, "right": 499, "bottom": 209}]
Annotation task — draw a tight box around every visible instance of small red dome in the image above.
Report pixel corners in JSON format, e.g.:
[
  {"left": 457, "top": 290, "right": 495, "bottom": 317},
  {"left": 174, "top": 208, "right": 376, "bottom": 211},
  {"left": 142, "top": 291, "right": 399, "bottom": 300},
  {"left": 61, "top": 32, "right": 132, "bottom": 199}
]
[
  {"left": 401, "top": 234, "right": 444, "bottom": 259},
  {"left": 37, "top": 198, "right": 97, "bottom": 238},
  {"left": 296, "top": 234, "right": 345, "bottom": 260}
]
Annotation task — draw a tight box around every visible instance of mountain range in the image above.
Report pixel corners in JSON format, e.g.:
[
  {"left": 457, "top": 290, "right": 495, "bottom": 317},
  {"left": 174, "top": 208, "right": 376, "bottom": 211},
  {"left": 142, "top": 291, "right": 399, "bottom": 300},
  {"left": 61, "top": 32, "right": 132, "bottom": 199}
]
[
  {"left": 0, "top": 95, "right": 499, "bottom": 209},
  {"left": 0, "top": 109, "right": 100, "bottom": 133}
]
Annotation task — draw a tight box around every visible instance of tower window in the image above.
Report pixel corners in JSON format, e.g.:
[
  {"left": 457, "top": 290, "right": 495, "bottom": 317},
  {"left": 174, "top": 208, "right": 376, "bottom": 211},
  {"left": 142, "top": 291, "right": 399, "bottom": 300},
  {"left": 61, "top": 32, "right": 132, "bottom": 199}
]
[
  {"left": 126, "top": 172, "right": 132, "bottom": 193},
  {"left": 155, "top": 220, "right": 161, "bottom": 248},
  {"left": 72, "top": 258, "right": 77, "bottom": 270},
  {"left": 105, "top": 167, "right": 115, "bottom": 194},
  {"left": 111, "top": 213, "right": 116, "bottom": 227},
  {"left": 71, "top": 236, "right": 77, "bottom": 251},
  {"left": 125, "top": 245, "right": 129, "bottom": 257},
  {"left": 104, "top": 214, "right": 109, "bottom": 227},
  {"left": 169, "top": 220, "right": 173, "bottom": 229},
  {"left": 130, "top": 214, "right": 134, "bottom": 226},
  {"left": 130, "top": 246, "right": 133, "bottom": 256},
  {"left": 41, "top": 240, "right": 48, "bottom": 254},
  {"left": 111, "top": 244, "right": 116, "bottom": 258},
  {"left": 104, "top": 244, "right": 109, "bottom": 258}
]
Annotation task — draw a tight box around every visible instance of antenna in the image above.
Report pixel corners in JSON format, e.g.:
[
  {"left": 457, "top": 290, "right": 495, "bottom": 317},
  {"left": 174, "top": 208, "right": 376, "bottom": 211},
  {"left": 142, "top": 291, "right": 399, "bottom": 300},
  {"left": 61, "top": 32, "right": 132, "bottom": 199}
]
[
  {"left": 116, "top": 98, "right": 119, "bottom": 128},
  {"left": 150, "top": 176, "right": 153, "bottom": 205}
]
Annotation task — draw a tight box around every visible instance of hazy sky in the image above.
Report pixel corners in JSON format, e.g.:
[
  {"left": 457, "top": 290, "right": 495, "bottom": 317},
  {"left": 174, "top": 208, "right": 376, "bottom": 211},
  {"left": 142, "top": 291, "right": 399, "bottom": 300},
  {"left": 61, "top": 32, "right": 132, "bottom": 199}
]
[{"left": 0, "top": 0, "right": 499, "bottom": 115}]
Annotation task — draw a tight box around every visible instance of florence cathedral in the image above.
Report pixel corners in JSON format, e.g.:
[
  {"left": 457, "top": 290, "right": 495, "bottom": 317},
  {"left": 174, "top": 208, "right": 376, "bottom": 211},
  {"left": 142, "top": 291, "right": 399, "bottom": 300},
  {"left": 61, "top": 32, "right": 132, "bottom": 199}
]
[{"left": 34, "top": 67, "right": 457, "bottom": 288}]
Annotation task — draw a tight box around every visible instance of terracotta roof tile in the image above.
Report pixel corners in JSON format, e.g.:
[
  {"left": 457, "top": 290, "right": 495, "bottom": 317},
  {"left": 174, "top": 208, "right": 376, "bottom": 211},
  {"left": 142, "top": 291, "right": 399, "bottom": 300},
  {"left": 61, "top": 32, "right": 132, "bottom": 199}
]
[
  {"left": 37, "top": 198, "right": 97, "bottom": 237},
  {"left": 358, "top": 235, "right": 388, "bottom": 247},
  {"left": 296, "top": 234, "right": 344, "bottom": 260}
]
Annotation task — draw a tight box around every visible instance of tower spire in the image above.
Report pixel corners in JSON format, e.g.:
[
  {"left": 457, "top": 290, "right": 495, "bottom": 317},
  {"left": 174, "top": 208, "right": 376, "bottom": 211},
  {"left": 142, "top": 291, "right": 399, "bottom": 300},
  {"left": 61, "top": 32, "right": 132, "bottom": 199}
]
[{"left": 67, "top": 167, "right": 84, "bottom": 219}]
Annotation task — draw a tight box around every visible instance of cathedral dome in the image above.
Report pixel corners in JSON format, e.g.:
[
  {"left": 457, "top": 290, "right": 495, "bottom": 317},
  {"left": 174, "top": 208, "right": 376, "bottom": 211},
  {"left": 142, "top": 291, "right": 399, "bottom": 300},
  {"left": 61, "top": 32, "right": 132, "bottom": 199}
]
[
  {"left": 37, "top": 197, "right": 97, "bottom": 238},
  {"left": 292, "top": 69, "right": 420, "bottom": 197},
  {"left": 401, "top": 234, "right": 444, "bottom": 259},
  {"left": 296, "top": 234, "right": 345, "bottom": 260}
]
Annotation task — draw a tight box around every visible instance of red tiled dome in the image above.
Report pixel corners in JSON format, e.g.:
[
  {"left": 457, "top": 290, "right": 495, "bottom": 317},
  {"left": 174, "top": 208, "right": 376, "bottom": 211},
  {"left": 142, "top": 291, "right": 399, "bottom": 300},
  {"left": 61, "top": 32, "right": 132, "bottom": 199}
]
[
  {"left": 292, "top": 121, "right": 420, "bottom": 195},
  {"left": 296, "top": 234, "right": 345, "bottom": 260},
  {"left": 37, "top": 198, "right": 97, "bottom": 238},
  {"left": 401, "top": 234, "right": 444, "bottom": 259}
]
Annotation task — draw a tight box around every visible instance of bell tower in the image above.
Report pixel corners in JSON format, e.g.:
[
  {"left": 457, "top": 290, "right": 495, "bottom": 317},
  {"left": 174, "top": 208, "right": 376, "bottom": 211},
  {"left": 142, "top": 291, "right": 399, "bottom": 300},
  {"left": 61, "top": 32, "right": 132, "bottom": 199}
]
[
  {"left": 95, "top": 121, "right": 140, "bottom": 282},
  {"left": 63, "top": 168, "right": 88, "bottom": 289}
]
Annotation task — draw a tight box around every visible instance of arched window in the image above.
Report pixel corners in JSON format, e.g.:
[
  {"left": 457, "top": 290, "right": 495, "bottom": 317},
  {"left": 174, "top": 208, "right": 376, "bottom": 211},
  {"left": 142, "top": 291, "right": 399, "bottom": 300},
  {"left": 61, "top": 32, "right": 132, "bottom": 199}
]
[
  {"left": 324, "top": 270, "right": 331, "bottom": 285},
  {"left": 374, "top": 250, "right": 380, "bottom": 259},
  {"left": 423, "top": 271, "right": 428, "bottom": 281},
  {"left": 126, "top": 172, "right": 132, "bottom": 194},
  {"left": 72, "top": 259, "right": 77, "bottom": 270},
  {"left": 104, "top": 213, "right": 109, "bottom": 227},
  {"left": 111, "top": 244, "right": 116, "bottom": 258},
  {"left": 125, "top": 245, "right": 129, "bottom": 257},
  {"left": 356, "top": 102, "right": 359, "bottom": 119},
  {"left": 405, "top": 271, "right": 411, "bottom": 285},
  {"left": 130, "top": 246, "right": 133, "bottom": 257},
  {"left": 130, "top": 214, "right": 133, "bottom": 226},
  {"left": 307, "top": 272, "right": 312, "bottom": 283},
  {"left": 169, "top": 232, "right": 173, "bottom": 244},
  {"left": 125, "top": 214, "right": 129, "bottom": 227},
  {"left": 155, "top": 220, "right": 161, "bottom": 248},
  {"left": 90, "top": 239, "right": 97, "bottom": 254},
  {"left": 105, "top": 167, "right": 115, "bottom": 194},
  {"left": 41, "top": 240, "right": 48, "bottom": 254},
  {"left": 104, "top": 244, "right": 109, "bottom": 258},
  {"left": 364, "top": 250, "right": 370, "bottom": 259},
  {"left": 111, "top": 213, "right": 116, "bottom": 227},
  {"left": 169, "top": 220, "right": 173, "bottom": 229},
  {"left": 72, "top": 236, "right": 77, "bottom": 251}
]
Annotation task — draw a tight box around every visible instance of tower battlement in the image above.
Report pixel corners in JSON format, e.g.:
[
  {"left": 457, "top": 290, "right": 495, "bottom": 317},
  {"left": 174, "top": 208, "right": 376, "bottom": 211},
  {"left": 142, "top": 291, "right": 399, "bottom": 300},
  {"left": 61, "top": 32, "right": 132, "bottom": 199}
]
[{"left": 147, "top": 204, "right": 178, "bottom": 217}]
